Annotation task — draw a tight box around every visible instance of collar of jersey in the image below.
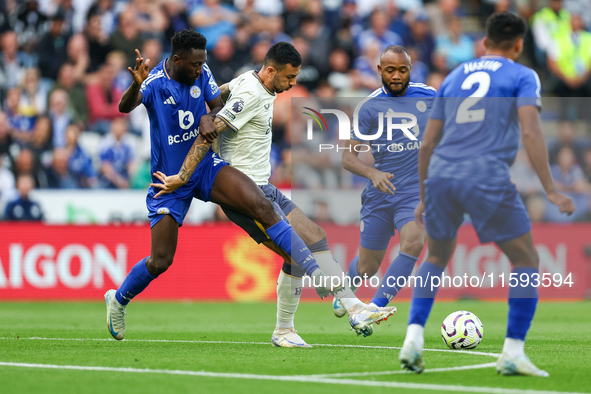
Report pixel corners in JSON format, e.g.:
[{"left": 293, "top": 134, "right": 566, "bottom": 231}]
[
  {"left": 163, "top": 58, "right": 171, "bottom": 80},
  {"left": 252, "top": 71, "right": 276, "bottom": 96},
  {"left": 381, "top": 86, "right": 410, "bottom": 97}
]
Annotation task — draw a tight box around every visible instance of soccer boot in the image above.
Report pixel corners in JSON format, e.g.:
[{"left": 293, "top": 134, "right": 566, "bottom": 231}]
[
  {"left": 271, "top": 327, "right": 312, "bottom": 348},
  {"left": 105, "top": 289, "right": 126, "bottom": 340},
  {"left": 348, "top": 304, "right": 396, "bottom": 337},
  {"left": 332, "top": 297, "right": 347, "bottom": 318},
  {"left": 399, "top": 341, "right": 425, "bottom": 373},
  {"left": 496, "top": 351, "right": 549, "bottom": 377}
]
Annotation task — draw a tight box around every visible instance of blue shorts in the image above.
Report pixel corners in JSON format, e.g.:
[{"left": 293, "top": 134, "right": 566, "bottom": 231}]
[
  {"left": 222, "top": 183, "right": 295, "bottom": 244},
  {"left": 424, "top": 177, "right": 531, "bottom": 244},
  {"left": 146, "top": 149, "right": 228, "bottom": 227},
  {"left": 359, "top": 188, "right": 420, "bottom": 251}
]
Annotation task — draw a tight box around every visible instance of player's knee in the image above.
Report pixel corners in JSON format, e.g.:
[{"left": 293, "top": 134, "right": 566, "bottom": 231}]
[
  {"left": 254, "top": 197, "right": 277, "bottom": 226},
  {"left": 358, "top": 257, "right": 380, "bottom": 277},
  {"left": 146, "top": 253, "right": 174, "bottom": 276},
  {"left": 400, "top": 238, "right": 425, "bottom": 257}
]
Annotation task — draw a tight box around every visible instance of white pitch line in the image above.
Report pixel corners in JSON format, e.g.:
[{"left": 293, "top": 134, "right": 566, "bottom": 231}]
[
  {"left": 0, "top": 362, "right": 587, "bottom": 394},
  {"left": 0, "top": 337, "right": 500, "bottom": 358},
  {"left": 305, "top": 362, "right": 497, "bottom": 378}
]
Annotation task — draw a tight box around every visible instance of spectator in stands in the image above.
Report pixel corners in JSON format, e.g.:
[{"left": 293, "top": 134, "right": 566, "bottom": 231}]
[
  {"left": 45, "top": 147, "right": 79, "bottom": 188},
  {"left": 5, "top": 87, "right": 35, "bottom": 146},
  {"left": 282, "top": 0, "right": 304, "bottom": 36},
  {"left": 435, "top": 16, "right": 475, "bottom": 71},
  {"left": 207, "top": 35, "right": 239, "bottom": 84},
  {"left": 49, "top": 63, "right": 87, "bottom": 128},
  {"left": 48, "top": 89, "right": 71, "bottom": 148},
  {"left": 161, "top": 0, "right": 191, "bottom": 53},
  {"left": 327, "top": 48, "right": 352, "bottom": 92},
  {"left": 583, "top": 148, "right": 591, "bottom": 183},
  {"left": 37, "top": 11, "right": 70, "bottom": 81},
  {"left": 0, "top": 110, "right": 15, "bottom": 170},
  {"left": 551, "top": 146, "right": 591, "bottom": 194},
  {"left": 408, "top": 47, "right": 429, "bottom": 84},
  {"left": 14, "top": 148, "right": 45, "bottom": 188},
  {"left": 532, "top": 0, "right": 571, "bottom": 67},
  {"left": 140, "top": 39, "right": 163, "bottom": 72},
  {"left": 0, "top": 147, "right": 16, "bottom": 210},
  {"left": 109, "top": 10, "right": 144, "bottom": 69},
  {"left": 20, "top": 67, "right": 48, "bottom": 117},
  {"left": 549, "top": 121, "right": 586, "bottom": 165},
  {"left": 353, "top": 38, "right": 381, "bottom": 91},
  {"left": 86, "top": 0, "right": 118, "bottom": 37},
  {"left": 0, "top": 31, "right": 27, "bottom": 97},
  {"left": 65, "top": 123, "right": 97, "bottom": 188},
  {"left": 260, "top": 16, "right": 292, "bottom": 45},
  {"left": 358, "top": 10, "right": 403, "bottom": 52},
  {"left": 84, "top": 12, "right": 113, "bottom": 73},
  {"left": 189, "top": 0, "right": 239, "bottom": 50},
  {"left": 105, "top": 50, "right": 131, "bottom": 97},
  {"left": 403, "top": 10, "right": 435, "bottom": 69},
  {"left": 510, "top": 148, "right": 544, "bottom": 199},
  {"left": 98, "top": 117, "right": 134, "bottom": 189},
  {"left": 12, "top": 0, "right": 47, "bottom": 56},
  {"left": 86, "top": 63, "right": 124, "bottom": 134},
  {"left": 66, "top": 33, "right": 90, "bottom": 82},
  {"left": 427, "top": 0, "right": 461, "bottom": 37},
  {"left": 298, "top": 15, "right": 332, "bottom": 78},
  {"left": 426, "top": 72, "right": 446, "bottom": 91},
  {"left": 547, "top": 13, "right": 591, "bottom": 120},
  {"left": 129, "top": 0, "right": 167, "bottom": 39},
  {"left": 526, "top": 194, "right": 547, "bottom": 223},
  {"left": 4, "top": 174, "right": 43, "bottom": 221}
]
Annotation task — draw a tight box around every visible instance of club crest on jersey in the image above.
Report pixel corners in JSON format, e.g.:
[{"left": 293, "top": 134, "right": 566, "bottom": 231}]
[
  {"left": 232, "top": 100, "right": 244, "bottom": 113},
  {"left": 190, "top": 85, "right": 201, "bottom": 98},
  {"left": 416, "top": 101, "right": 427, "bottom": 112}
]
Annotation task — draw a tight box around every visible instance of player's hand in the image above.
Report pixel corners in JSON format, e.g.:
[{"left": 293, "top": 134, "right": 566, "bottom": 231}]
[
  {"left": 369, "top": 170, "right": 395, "bottom": 195},
  {"left": 150, "top": 171, "right": 185, "bottom": 198},
  {"left": 414, "top": 201, "right": 425, "bottom": 229},
  {"left": 128, "top": 49, "right": 150, "bottom": 86},
  {"left": 547, "top": 190, "right": 575, "bottom": 215},
  {"left": 199, "top": 115, "right": 218, "bottom": 143}
]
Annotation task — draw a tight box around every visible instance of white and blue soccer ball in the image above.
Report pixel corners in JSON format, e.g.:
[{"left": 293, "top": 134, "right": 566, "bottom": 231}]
[{"left": 441, "top": 310, "right": 484, "bottom": 349}]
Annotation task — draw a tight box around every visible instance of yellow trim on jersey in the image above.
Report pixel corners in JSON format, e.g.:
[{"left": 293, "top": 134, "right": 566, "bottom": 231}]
[
  {"left": 311, "top": 250, "right": 331, "bottom": 255},
  {"left": 163, "top": 59, "right": 171, "bottom": 80},
  {"left": 252, "top": 71, "right": 276, "bottom": 96},
  {"left": 254, "top": 219, "right": 270, "bottom": 239},
  {"left": 217, "top": 115, "right": 239, "bottom": 132}
]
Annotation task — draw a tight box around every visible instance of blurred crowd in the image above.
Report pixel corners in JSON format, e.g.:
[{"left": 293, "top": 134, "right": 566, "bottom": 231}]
[{"left": 0, "top": 0, "right": 589, "bottom": 223}]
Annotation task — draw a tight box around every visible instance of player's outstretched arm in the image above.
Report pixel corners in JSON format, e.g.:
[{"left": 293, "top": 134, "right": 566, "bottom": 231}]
[
  {"left": 150, "top": 117, "right": 230, "bottom": 197},
  {"left": 219, "top": 83, "right": 231, "bottom": 103},
  {"left": 342, "top": 139, "right": 395, "bottom": 195},
  {"left": 415, "top": 118, "right": 444, "bottom": 226},
  {"left": 518, "top": 105, "right": 575, "bottom": 215},
  {"left": 119, "top": 49, "right": 150, "bottom": 113}
]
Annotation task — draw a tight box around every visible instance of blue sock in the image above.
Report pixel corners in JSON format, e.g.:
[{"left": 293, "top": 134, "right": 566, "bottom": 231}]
[
  {"left": 346, "top": 256, "right": 360, "bottom": 290},
  {"left": 507, "top": 267, "right": 539, "bottom": 340},
  {"left": 408, "top": 262, "right": 445, "bottom": 326},
  {"left": 115, "top": 257, "right": 157, "bottom": 305},
  {"left": 371, "top": 252, "right": 418, "bottom": 307},
  {"left": 266, "top": 220, "right": 319, "bottom": 275}
]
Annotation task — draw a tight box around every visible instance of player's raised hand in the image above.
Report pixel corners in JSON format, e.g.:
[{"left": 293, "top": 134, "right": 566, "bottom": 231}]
[
  {"left": 414, "top": 201, "right": 425, "bottom": 229},
  {"left": 547, "top": 190, "right": 575, "bottom": 215},
  {"left": 150, "top": 171, "right": 185, "bottom": 198},
  {"left": 369, "top": 170, "right": 396, "bottom": 195},
  {"left": 128, "top": 49, "right": 150, "bottom": 85}
]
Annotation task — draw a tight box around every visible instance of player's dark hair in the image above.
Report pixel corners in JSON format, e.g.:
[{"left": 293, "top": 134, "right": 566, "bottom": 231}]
[
  {"left": 381, "top": 45, "right": 410, "bottom": 60},
  {"left": 485, "top": 12, "right": 528, "bottom": 51},
  {"left": 263, "top": 42, "right": 302, "bottom": 71},
  {"left": 171, "top": 29, "right": 207, "bottom": 58}
]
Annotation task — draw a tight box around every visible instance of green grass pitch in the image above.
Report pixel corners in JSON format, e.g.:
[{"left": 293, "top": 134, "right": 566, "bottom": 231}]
[{"left": 1, "top": 300, "right": 590, "bottom": 394}]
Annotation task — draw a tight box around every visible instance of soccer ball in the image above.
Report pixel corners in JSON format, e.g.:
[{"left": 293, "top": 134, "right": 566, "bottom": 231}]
[{"left": 441, "top": 310, "right": 483, "bottom": 349}]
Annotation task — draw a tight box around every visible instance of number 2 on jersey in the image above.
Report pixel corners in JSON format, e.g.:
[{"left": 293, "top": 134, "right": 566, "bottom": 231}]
[{"left": 456, "top": 71, "right": 491, "bottom": 124}]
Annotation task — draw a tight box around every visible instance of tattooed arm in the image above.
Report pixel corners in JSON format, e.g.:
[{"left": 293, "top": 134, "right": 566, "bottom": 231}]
[
  {"left": 219, "top": 83, "right": 231, "bottom": 103},
  {"left": 150, "top": 117, "right": 230, "bottom": 197}
]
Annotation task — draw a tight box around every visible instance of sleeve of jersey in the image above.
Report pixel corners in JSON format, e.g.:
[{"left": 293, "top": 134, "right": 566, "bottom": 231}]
[
  {"left": 516, "top": 69, "right": 542, "bottom": 109},
  {"left": 350, "top": 103, "right": 372, "bottom": 141},
  {"left": 203, "top": 63, "right": 221, "bottom": 102},
  {"left": 140, "top": 76, "right": 154, "bottom": 106},
  {"left": 217, "top": 91, "right": 259, "bottom": 132}
]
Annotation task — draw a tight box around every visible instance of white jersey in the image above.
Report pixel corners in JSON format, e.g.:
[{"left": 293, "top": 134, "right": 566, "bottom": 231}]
[{"left": 216, "top": 71, "right": 276, "bottom": 185}]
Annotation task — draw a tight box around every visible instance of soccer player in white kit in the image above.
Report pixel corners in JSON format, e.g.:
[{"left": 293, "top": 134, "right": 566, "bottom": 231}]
[{"left": 152, "top": 42, "right": 396, "bottom": 346}]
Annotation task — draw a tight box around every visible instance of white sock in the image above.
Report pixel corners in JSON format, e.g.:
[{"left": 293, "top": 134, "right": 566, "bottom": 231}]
[
  {"left": 403, "top": 324, "right": 425, "bottom": 351},
  {"left": 503, "top": 337, "right": 525, "bottom": 358},
  {"left": 276, "top": 270, "right": 301, "bottom": 329},
  {"left": 314, "top": 251, "right": 362, "bottom": 310}
]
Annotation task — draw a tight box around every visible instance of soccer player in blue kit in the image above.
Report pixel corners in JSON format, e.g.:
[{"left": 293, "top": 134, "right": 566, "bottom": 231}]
[
  {"left": 334, "top": 46, "right": 435, "bottom": 323},
  {"left": 104, "top": 30, "right": 349, "bottom": 340},
  {"left": 398, "top": 12, "right": 574, "bottom": 376}
]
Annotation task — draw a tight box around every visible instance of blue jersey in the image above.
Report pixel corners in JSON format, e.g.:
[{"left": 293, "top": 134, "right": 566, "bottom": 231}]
[
  {"left": 353, "top": 83, "right": 436, "bottom": 192},
  {"left": 140, "top": 60, "right": 221, "bottom": 184},
  {"left": 428, "top": 55, "right": 541, "bottom": 182}
]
